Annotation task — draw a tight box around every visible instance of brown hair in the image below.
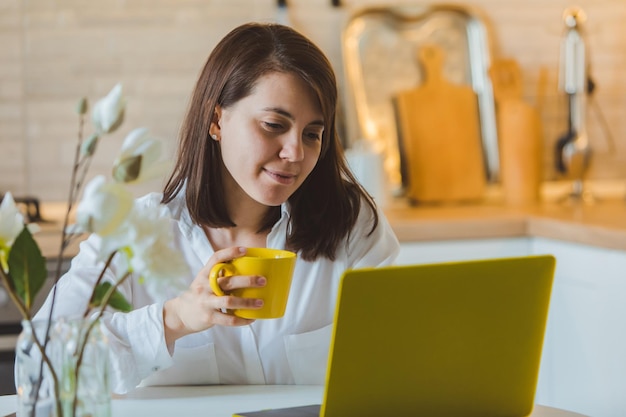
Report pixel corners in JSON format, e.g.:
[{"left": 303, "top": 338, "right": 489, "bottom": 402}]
[{"left": 162, "top": 22, "right": 378, "bottom": 261}]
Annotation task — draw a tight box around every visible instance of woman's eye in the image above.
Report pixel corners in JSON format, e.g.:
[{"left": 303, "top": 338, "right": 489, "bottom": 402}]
[
  {"left": 263, "top": 121, "right": 283, "bottom": 131},
  {"left": 305, "top": 131, "right": 322, "bottom": 141}
]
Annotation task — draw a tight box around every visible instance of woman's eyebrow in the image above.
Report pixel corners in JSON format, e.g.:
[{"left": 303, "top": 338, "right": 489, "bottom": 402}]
[
  {"left": 262, "top": 107, "right": 324, "bottom": 127},
  {"left": 263, "top": 106, "right": 294, "bottom": 119}
]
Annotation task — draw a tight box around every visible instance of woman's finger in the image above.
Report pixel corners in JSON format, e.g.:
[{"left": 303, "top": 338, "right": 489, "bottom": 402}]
[
  {"left": 216, "top": 274, "right": 266, "bottom": 293},
  {"left": 192, "top": 247, "right": 248, "bottom": 288},
  {"left": 213, "top": 294, "right": 264, "bottom": 311},
  {"left": 209, "top": 246, "right": 247, "bottom": 265}
]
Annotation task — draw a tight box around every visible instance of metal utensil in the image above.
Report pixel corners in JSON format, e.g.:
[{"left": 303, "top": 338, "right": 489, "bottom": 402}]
[{"left": 556, "top": 6, "right": 594, "bottom": 203}]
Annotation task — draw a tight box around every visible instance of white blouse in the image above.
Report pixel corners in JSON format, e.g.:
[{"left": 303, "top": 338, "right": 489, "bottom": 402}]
[{"left": 35, "top": 192, "right": 400, "bottom": 394}]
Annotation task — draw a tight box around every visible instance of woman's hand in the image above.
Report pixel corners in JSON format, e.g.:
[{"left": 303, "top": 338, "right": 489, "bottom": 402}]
[{"left": 163, "top": 247, "right": 266, "bottom": 346}]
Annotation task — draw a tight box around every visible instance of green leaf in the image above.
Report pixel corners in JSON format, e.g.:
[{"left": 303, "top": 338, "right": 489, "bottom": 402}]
[
  {"left": 91, "top": 282, "right": 132, "bottom": 312},
  {"left": 112, "top": 155, "right": 142, "bottom": 183},
  {"left": 7, "top": 227, "right": 47, "bottom": 311}
]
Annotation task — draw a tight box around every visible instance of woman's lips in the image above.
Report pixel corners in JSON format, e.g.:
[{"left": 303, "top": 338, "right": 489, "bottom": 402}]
[{"left": 264, "top": 168, "right": 297, "bottom": 185}]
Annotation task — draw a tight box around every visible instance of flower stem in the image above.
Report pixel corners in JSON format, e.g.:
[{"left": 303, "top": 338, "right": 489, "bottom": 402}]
[
  {"left": 0, "top": 268, "right": 31, "bottom": 321},
  {"left": 28, "top": 322, "right": 63, "bottom": 417},
  {"left": 71, "top": 271, "right": 131, "bottom": 416},
  {"left": 0, "top": 271, "right": 61, "bottom": 417},
  {"left": 82, "top": 251, "right": 117, "bottom": 319},
  {"left": 36, "top": 108, "right": 88, "bottom": 417}
]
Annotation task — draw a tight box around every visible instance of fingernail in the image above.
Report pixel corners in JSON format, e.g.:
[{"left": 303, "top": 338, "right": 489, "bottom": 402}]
[
  {"left": 257, "top": 277, "right": 266, "bottom": 286},
  {"left": 238, "top": 247, "right": 247, "bottom": 253},
  {"left": 255, "top": 299, "right": 264, "bottom": 307}
]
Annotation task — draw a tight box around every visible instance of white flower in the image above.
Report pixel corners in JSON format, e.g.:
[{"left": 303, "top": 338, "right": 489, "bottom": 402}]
[
  {"left": 113, "top": 128, "right": 168, "bottom": 184},
  {"left": 0, "top": 192, "right": 24, "bottom": 248},
  {"left": 129, "top": 233, "right": 188, "bottom": 299},
  {"left": 92, "top": 83, "right": 125, "bottom": 134},
  {"left": 0, "top": 192, "right": 25, "bottom": 271},
  {"left": 75, "top": 176, "right": 133, "bottom": 237},
  {"left": 98, "top": 203, "right": 188, "bottom": 299}
]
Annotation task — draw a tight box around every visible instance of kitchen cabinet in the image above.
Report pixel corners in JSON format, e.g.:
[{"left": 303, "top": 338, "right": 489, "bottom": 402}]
[
  {"left": 533, "top": 238, "right": 626, "bottom": 417},
  {"left": 397, "top": 237, "right": 626, "bottom": 417},
  {"left": 396, "top": 237, "right": 530, "bottom": 265}
]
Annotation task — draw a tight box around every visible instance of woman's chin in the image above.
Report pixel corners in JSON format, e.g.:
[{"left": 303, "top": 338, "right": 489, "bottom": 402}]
[{"left": 252, "top": 191, "right": 291, "bottom": 208}]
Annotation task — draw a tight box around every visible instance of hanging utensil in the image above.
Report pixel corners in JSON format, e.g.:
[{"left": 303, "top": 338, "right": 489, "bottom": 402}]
[{"left": 555, "top": 6, "right": 593, "bottom": 202}]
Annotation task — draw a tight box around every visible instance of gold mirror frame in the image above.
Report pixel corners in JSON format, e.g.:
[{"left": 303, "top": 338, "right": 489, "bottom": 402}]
[{"left": 341, "top": 4, "right": 499, "bottom": 191}]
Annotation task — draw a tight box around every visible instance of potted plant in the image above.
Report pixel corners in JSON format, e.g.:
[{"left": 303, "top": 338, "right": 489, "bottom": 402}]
[{"left": 0, "top": 84, "right": 187, "bottom": 417}]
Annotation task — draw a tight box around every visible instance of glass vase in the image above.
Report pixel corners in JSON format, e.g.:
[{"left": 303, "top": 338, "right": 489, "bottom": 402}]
[
  {"left": 15, "top": 318, "right": 111, "bottom": 417},
  {"left": 15, "top": 320, "right": 56, "bottom": 417}
]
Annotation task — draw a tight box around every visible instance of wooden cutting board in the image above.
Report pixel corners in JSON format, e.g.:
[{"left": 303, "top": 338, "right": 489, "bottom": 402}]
[
  {"left": 395, "top": 44, "right": 486, "bottom": 204},
  {"left": 489, "top": 59, "right": 543, "bottom": 206}
]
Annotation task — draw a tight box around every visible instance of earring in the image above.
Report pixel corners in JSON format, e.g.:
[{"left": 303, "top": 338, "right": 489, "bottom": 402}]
[{"left": 211, "top": 134, "right": 218, "bottom": 140}]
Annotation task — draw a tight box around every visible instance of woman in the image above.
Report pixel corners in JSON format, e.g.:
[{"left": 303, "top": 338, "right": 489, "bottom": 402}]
[{"left": 38, "top": 22, "right": 399, "bottom": 393}]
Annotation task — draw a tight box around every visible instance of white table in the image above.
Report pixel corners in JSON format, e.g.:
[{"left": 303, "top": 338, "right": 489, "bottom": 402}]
[{"left": 0, "top": 385, "right": 588, "bottom": 417}]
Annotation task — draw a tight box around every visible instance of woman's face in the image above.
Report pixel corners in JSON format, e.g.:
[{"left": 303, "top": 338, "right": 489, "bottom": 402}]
[{"left": 213, "top": 71, "right": 324, "bottom": 208}]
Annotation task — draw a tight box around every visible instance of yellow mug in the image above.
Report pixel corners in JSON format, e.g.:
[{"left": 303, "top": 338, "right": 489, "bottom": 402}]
[{"left": 208, "top": 248, "right": 297, "bottom": 319}]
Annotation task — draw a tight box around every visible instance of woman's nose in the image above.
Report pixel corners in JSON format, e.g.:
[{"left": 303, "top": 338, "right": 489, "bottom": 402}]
[{"left": 278, "top": 133, "right": 304, "bottom": 162}]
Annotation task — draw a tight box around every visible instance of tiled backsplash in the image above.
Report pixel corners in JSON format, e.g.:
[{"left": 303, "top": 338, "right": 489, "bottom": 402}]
[{"left": 1, "top": 0, "right": 624, "bottom": 201}]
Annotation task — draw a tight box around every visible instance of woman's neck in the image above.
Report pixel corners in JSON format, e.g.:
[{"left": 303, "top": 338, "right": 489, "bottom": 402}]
[
  {"left": 205, "top": 191, "right": 279, "bottom": 251},
  {"left": 204, "top": 224, "right": 269, "bottom": 251}
]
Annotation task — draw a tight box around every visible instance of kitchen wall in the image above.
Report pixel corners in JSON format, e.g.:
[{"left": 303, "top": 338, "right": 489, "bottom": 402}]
[{"left": 1, "top": 0, "right": 625, "bottom": 201}]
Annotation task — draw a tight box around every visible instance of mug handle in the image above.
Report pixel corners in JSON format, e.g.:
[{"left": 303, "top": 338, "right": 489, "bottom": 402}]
[{"left": 209, "top": 263, "right": 237, "bottom": 296}]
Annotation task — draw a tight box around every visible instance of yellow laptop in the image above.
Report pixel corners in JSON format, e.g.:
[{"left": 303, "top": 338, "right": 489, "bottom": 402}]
[{"left": 234, "top": 255, "right": 556, "bottom": 417}]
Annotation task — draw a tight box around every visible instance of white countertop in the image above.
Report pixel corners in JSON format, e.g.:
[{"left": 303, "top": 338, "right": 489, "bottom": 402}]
[{"left": 0, "top": 385, "right": 589, "bottom": 417}]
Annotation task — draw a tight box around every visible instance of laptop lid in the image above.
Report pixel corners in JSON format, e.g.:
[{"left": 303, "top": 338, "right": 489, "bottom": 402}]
[
  {"left": 233, "top": 255, "right": 555, "bottom": 417},
  {"left": 320, "top": 255, "right": 555, "bottom": 417}
]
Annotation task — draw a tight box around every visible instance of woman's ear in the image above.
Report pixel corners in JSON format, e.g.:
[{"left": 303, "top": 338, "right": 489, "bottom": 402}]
[{"left": 209, "top": 105, "right": 222, "bottom": 141}]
